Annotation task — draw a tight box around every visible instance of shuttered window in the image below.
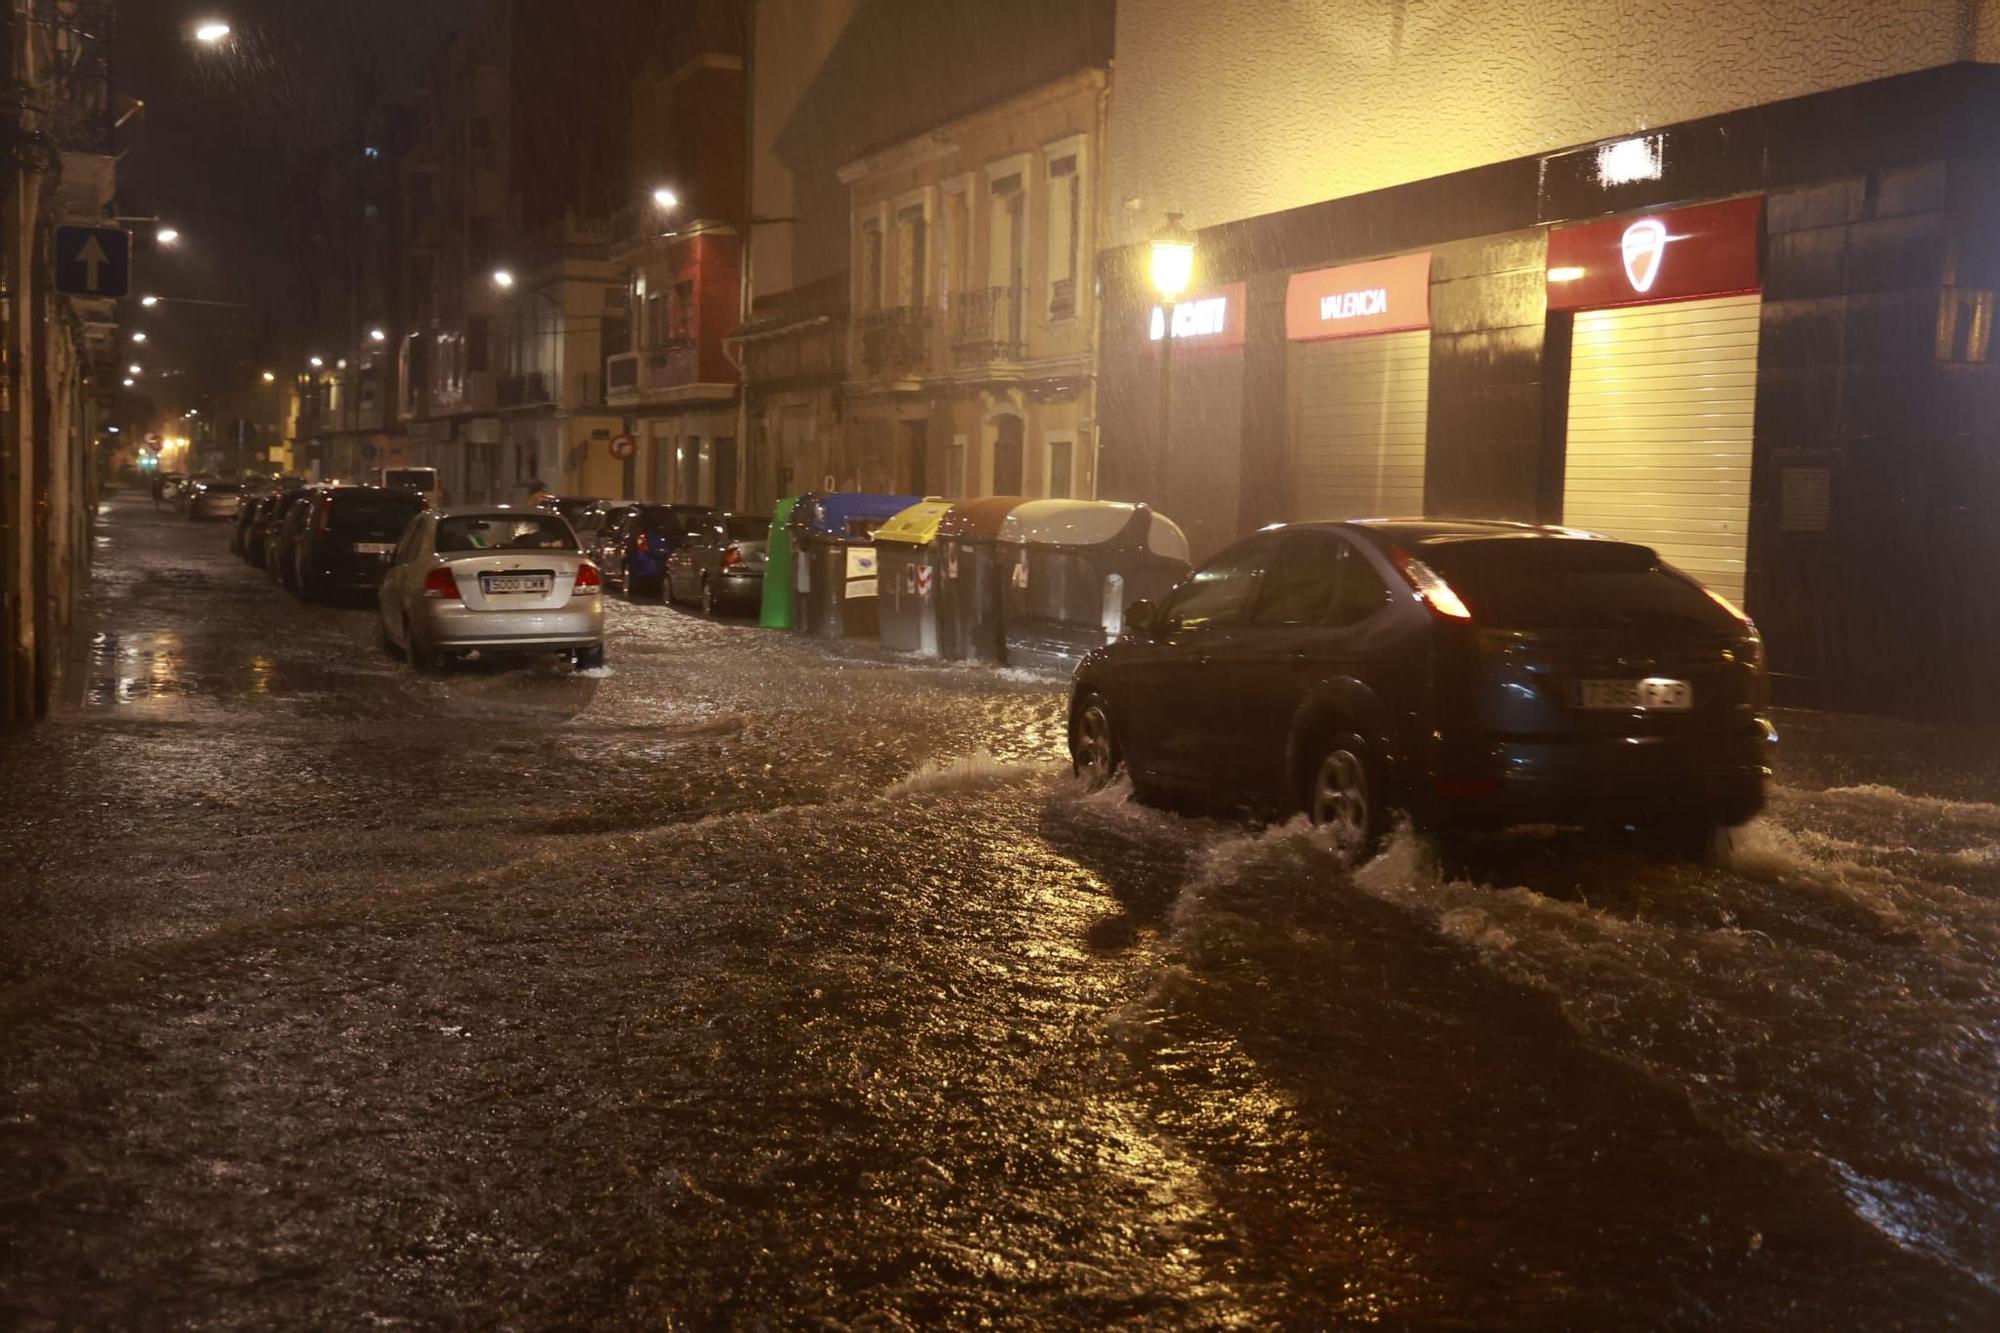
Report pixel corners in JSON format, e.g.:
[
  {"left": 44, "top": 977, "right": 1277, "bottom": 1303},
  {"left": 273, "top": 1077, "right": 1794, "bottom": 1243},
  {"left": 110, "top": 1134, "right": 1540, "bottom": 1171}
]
[
  {"left": 1286, "top": 329, "right": 1430, "bottom": 521},
  {"left": 1563, "top": 293, "right": 1760, "bottom": 603}
]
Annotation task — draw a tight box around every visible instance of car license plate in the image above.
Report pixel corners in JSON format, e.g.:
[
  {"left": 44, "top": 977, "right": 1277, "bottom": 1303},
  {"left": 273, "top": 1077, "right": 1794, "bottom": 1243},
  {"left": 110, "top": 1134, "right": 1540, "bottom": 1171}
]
[
  {"left": 1577, "top": 678, "right": 1694, "bottom": 711},
  {"left": 481, "top": 573, "right": 552, "bottom": 595},
  {"left": 355, "top": 542, "right": 395, "bottom": 555}
]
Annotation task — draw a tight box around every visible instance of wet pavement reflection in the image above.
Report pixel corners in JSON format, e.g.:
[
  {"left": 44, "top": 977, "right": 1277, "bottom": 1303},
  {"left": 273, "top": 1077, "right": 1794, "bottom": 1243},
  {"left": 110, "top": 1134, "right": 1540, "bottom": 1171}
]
[{"left": 1, "top": 495, "right": 1996, "bottom": 1327}]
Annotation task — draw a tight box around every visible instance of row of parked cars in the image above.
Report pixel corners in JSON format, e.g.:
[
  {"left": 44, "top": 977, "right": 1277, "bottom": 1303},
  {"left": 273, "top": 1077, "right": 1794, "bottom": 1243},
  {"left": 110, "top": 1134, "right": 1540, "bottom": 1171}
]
[{"left": 217, "top": 481, "right": 775, "bottom": 673}]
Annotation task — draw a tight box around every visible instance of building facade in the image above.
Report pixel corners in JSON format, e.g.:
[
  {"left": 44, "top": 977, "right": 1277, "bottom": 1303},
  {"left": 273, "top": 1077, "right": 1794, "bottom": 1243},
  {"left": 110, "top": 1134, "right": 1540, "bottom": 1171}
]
[
  {"left": 839, "top": 68, "right": 1108, "bottom": 500},
  {"left": 1097, "top": 3, "right": 2000, "bottom": 718}
]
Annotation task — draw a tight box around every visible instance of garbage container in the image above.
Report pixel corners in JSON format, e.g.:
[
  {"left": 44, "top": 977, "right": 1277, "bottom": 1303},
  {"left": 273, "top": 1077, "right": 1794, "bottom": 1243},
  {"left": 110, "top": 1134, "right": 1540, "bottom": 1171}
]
[
  {"left": 874, "top": 498, "right": 954, "bottom": 656},
  {"left": 759, "top": 495, "right": 801, "bottom": 629},
  {"left": 997, "top": 500, "right": 1191, "bottom": 671},
  {"left": 934, "top": 496, "right": 1027, "bottom": 663},
  {"left": 787, "top": 490, "right": 922, "bottom": 640}
]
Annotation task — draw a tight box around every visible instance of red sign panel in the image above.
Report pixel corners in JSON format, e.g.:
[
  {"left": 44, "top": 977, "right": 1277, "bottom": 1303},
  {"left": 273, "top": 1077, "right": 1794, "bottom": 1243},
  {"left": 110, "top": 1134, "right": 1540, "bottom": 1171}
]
[
  {"left": 1546, "top": 195, "right": 1762, "bottom": 310},
  {"left": 1285, "top": 252, "right": 1432, "bottom": 341},
  {"left": 608, "top": 433, "right": 637, "bottom": 460},
  {"left": 1146, "top": 282, "right": 1246, "bottom": 351}
]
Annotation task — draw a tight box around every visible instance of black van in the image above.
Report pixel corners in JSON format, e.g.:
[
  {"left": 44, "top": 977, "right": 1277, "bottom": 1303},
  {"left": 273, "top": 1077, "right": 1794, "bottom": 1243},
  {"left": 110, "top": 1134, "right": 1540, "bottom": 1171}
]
[{"left": 289, "top": 486, "right": 427, "bottom": 601}]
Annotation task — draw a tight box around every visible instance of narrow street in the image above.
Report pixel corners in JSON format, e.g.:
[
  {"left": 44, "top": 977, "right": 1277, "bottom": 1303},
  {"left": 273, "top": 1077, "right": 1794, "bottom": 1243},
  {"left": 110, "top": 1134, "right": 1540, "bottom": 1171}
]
[{"left": 2, "top": 496, "right": 1997, "bottom": 1327}]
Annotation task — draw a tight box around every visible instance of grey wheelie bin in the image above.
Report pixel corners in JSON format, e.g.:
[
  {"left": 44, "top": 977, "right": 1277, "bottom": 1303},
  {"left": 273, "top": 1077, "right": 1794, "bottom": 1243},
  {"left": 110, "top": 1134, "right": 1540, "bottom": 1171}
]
[
  {"left": 997, "top": 500, "right": 1191, "bottom": 671},
  {"left": 787, "top": 490, "right": 921, "bottom": 640},
  {"left": 874, "top": 499, "right": 954, "bottom": 656},
  {"left": 934, "top": 496, "right": 1027, "bottom": 663}
]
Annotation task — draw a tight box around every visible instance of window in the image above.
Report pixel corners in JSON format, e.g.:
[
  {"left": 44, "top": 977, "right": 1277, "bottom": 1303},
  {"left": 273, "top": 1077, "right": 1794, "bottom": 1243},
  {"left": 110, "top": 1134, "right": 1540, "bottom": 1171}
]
[
  {"left": 860, "top": 220, "right": 883, "bottom": 314},
  {"left": 645, "top": 292, "right": 666, "bottom": 349},
  {"left": 1046, "top": 435, "right": 1074, "bottom": 499},
  {"left": 435, "top": 513, "right": 575, "bottom": 553},
  {"left": 1253, "top": 532, "right": 1389, "bottom": 628},
  {"left": 1163, "top": 536, "right": 1270, "bottom": 631},
  {"left": 988, "top": 173, "right": 1024, "bottom": 291},
  {"left": 992, "top": 416, "right": 1025, "bottom": 494},
  {"left": 1418, "top": 536, "right": 1744, "bottom": 633},
  {"left": 671, "top": 280, "right": 694, "bottom": 340},
  {"left": 939, "top": 188, "right": 968, "bottom": 311},
  {"left": 896, "top": 205, "right": 926, "bottom": 308},
  {"left": 1047, "top": 154, "right": 1079, "bottom": 317}
]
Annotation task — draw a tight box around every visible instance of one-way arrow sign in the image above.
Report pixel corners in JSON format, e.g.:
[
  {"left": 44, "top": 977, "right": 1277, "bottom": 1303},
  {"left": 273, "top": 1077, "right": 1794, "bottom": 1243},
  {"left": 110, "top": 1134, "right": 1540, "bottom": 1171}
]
[{"left": 54, "top": 225, "right": 130, "bottom": 298}]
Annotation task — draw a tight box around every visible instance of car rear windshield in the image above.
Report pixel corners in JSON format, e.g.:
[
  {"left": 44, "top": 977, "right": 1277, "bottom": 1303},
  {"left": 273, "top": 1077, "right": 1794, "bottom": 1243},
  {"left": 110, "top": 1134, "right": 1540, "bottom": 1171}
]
[
  {"left": 328, "top": 494, "right": 423, "bottom": 538},
  {"left": 203, "top": 482, "right": 243, "bottom": 493},
  {"left": 1417, "top": 537, "right": 1742, "bottom": 633},
  {"left": 727, "top": 515, "right": 770, "bottom": 542},
  {"left": 436, "top": 514, "right": 576, "bottom": 553},
  {"left": 382, "top": 469, "right": 435, "bottom": 490}
]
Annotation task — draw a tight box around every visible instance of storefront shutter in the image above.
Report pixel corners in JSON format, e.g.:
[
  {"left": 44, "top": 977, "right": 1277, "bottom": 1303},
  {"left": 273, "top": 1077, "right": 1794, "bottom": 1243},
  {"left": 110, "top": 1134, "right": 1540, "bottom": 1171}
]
[
  {"left": 1286, "top": 329, "right": 1430, "bottom": 521},
  {"left": 1563, "top": 293, "right": 1760, "bottom": 603}
]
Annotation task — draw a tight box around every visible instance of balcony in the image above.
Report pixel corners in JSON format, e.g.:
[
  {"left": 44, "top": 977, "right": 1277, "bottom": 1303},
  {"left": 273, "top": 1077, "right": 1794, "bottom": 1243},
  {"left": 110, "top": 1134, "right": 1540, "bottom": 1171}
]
[
  {"left": 499, "top": 371, "right": 556, "bottom": 407},
  {"left": 606, "top": 351, "right": 641, "bottom": 399},
  {"left": 950, "top": 287, "right": 1024, "bottom": 368},
  {"left": 860, "top": 306, "right": 931, "bottom": 379},
  {"left": 644, "top": 338, "right": 700, "bottom": 392}
]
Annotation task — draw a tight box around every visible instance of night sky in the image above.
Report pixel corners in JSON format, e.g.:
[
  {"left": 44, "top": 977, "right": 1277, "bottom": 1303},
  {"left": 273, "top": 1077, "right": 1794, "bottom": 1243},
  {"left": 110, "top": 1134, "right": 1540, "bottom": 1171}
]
[{"left": 113, "top": 1, "right": 471, "bottom": 416}]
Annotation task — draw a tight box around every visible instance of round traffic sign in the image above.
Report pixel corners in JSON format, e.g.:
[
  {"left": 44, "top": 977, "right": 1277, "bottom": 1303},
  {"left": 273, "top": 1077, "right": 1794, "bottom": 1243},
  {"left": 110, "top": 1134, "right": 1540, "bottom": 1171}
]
[{"left": 608, "top": 433, "right": 637, "bottom": 460}]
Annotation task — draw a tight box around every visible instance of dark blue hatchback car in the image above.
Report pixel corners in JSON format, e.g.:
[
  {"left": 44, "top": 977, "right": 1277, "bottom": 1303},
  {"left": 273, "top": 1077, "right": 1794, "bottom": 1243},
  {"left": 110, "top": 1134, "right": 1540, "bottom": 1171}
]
[
  {"left": 617, "top": 503, "right": 721, "bottom": 600},
  {"left": 1069, "top": 520, "right": 1775, "bottom": 862}
]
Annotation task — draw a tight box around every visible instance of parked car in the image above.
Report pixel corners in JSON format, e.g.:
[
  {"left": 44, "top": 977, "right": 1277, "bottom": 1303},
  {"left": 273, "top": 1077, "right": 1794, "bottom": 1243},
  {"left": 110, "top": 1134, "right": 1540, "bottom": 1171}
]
[
  {"left": 377, "top": 508, "right": 603, "bottom": 671},
  {"left": 287, "top": 486, "right": 427, "bottom": 601},
  {"left": 537, "top": 494, "right": 606, "bottom": 529},
  {"left": 151, "top": 471, "right": 187, "bottom": 504},
  {"left": 616, "top": 503, "right": 715, "bottom": 600},
  {"left": 665, "top": 512, "right": 771, "bottom": 616},
  {"left": 584, "top": 504, "right": 639, "bottom": 591},
  {"left": 378, "top": 466, "right": 443, "bottom": 509},
  {"left": 186, "top": 479, "right": 244, "bottom": 522},
  {"left": 230, "top": 492, "right": 269, "bottom": 556},
  {"left": 1069, "top": 520, "right": 1774, "bottom": 863},
  {"left": 264, "top": 487, "right": 324, "bottom": 585}
]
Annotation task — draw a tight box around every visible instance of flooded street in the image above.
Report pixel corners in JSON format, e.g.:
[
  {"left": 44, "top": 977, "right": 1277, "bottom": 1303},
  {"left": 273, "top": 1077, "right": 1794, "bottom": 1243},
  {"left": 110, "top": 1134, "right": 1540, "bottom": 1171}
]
[{"left": 2, "top": 496, "right": 1997, "bottom": 1327}]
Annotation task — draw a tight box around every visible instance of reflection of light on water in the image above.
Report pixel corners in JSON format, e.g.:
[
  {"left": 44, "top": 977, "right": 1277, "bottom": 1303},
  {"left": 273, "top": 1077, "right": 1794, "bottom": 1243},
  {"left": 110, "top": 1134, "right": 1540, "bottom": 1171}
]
[
  {"left": 85, "top": 631, "right": 189, "bottom": 707},
  {"left": 247, "top": 654, "right": 273, "bottom": 697}
]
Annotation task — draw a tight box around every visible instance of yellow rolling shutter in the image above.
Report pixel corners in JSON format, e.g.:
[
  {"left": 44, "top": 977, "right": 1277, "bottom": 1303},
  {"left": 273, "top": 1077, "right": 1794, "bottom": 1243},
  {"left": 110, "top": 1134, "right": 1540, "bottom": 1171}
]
[
  {"left": 1563, "top": 293, "right": 1760, "bottom": 602},
  {"left": 1287, "top": 328, "right": 1430, "bottom": 521}
]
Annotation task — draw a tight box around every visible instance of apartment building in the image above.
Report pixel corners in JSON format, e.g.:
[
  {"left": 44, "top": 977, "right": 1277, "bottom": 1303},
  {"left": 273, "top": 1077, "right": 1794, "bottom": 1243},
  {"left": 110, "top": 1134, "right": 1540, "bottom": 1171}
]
[{"left": 840, "top": 67, "right": 1107, "bottom": 498}]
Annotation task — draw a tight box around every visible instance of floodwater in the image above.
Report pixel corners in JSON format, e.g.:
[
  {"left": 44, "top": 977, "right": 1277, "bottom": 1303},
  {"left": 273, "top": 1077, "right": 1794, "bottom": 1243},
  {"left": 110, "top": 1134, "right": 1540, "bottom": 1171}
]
[{"left": 1, "top": 495, "right": 1995, "bottom": 1327}]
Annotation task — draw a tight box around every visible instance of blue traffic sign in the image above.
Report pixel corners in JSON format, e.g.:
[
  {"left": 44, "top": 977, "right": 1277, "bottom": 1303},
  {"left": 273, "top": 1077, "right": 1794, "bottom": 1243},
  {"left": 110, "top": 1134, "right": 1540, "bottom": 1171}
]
[{"left": 54, "top": 225, "right": 130, "bottom": 298}]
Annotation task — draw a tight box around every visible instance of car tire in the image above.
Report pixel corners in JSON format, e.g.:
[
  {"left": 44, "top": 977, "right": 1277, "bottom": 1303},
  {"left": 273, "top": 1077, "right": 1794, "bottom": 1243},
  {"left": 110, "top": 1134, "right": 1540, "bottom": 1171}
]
[
  {"left": 409, "top": 633, "right": 442, "bottom": 674},
  {"left": 1070, "top": 692, "right": 1124, "bottom": 791},
  {"left": 572, "top": 643, "right": 606, "bottom": 671},
  {"left": 699, "top": 576, "right": 716, "bottom": 618},
  {"left": 1304, "top": 731, "right": 1386, "bottom": 867}
]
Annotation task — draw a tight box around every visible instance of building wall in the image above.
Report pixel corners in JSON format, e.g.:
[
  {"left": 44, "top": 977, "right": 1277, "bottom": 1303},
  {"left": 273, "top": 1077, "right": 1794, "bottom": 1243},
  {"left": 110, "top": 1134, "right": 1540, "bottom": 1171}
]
[
  {"left": 1105, "top": 0, "right": 2000, "bottom": 248},
  {"left": 750, "top": 0, "right": 858, "bottom": 298}
]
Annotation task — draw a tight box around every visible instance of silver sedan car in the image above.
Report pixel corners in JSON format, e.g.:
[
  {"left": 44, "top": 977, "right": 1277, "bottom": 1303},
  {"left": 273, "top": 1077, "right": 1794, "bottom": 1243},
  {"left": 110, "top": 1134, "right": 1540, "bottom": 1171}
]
[{"left": 377, "top": 508, "right": 605, "bottom": 671}]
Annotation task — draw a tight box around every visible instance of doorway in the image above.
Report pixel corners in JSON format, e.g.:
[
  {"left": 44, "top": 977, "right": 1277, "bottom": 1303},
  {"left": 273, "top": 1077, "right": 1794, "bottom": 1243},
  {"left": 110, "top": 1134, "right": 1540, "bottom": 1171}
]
[
  {"left": 899, "top": 420, "right": 928, "bottom": 495},
  {"left": 992, "top": 415, "right": 1024, "bottom": 494}
]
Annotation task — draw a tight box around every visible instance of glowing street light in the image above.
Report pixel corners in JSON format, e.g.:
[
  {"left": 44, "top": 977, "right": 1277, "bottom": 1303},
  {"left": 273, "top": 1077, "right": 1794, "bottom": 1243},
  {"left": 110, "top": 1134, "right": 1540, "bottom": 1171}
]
[
  {"left": 121, "top": 377, "right": 134, "bottom": 387},
  {"left": 140, "top": 295, "right": 159, "bottom": 307},
  {"left": 195, "top": 21, "right": 231, "bottom": 44},
  {"left": 127, "top": 362, "right": 142, "bottom": 375},
  {"left": 130, "top": 331, "right": 147, "bottom": 343},
  {"left": 308, "top": 355, "right": 324, "bottom": 368},
  {"left": 491, "top": 269, "right": 515, "bottom": 290},
  {"left": 155, "top": 226, "right": 180, "bottom": 245},
  {"left": 1149, "top": 212, "right": 1197, "bottom": 502},
  {"left": 651, "top": 186, "right": 679, "bottom": 210},
  {"left": 261, "top": 370, "right": 275, "bottom": 383},
  {"left": 368, "top": 327, "right": 386, "bottom": 343}
]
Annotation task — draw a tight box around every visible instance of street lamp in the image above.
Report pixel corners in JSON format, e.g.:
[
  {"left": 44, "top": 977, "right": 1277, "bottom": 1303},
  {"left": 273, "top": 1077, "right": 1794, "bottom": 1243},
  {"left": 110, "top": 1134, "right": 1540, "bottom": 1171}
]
[
  {"left": 491, "top": 269, "right": 515, "bottom": 290},
  {"left": 1149, "top": 212, "right": 1196, "bottom": 502},
  {"left": 130, "top": 331, "right": 146, "bottom": 343},
  {"left": 261, "top": 370, "right": 275, "bottom": 383},
  {"left": 155, "top": 226, "right": 180, "bottom": 246},
  {"left": 652, "top": 186, "right": 679, "bottom": 210},
  {"left": 308, "top": 355, "right": 324, "bottom": 368},
  {"left": 368, "top": 327, "right": 386, "bottom": 343},
  {"left": 140, "top": 295, "right": 159, "bottom": 307},
  {"left": 121, "top": 377, "right": 134, "bottom": 387},
  {"left": 195, "top": 21, "right": 231, "bottom": 43},
  {"left": 127, "top": 362, "right": 142, "bottom": 376}
]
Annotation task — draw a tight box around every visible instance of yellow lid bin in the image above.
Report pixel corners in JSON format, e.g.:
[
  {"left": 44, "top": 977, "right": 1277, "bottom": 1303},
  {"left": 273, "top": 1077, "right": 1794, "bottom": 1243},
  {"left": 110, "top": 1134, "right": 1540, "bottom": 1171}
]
[{"left": 873, "top": 497, "right": 953, "bottom": 547}]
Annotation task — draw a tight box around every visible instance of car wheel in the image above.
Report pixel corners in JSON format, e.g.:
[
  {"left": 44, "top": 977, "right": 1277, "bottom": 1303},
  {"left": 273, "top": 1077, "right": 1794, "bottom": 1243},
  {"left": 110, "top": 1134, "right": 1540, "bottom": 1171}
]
[
  {"left": 1070, "top": 693, "right": 1123, "bottom": 791},
  {"left": 379, "top": 619, "right": 403, "bottom": 659},
  {"left": 699, "top": 576, "right": 716, "bottom": 618},
  {"left": 572, "top": 643, "right": 606, "bottom": 671},
  {"left": 1305, "top": 733, "right": 1385, "bottom": 866},
  {"left": 409, "top": 634, "right": 442, "bottom": 673}
]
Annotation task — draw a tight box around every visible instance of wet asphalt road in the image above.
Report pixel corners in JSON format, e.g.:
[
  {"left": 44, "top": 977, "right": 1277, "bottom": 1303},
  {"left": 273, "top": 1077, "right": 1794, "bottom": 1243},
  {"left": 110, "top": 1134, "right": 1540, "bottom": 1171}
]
[{"left": 2, "top": 494, "right": 1998, "bottom": 1328}]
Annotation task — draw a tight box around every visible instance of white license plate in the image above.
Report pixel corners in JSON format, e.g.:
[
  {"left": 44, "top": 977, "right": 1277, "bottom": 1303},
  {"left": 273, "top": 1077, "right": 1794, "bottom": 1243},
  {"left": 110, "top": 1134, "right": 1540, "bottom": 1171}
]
[
  {"left": 354, "top": 542, "right": 395, "bottom": 555},
  {"left": 1577, "top": 678, "right": 1694, "bottom": 711},
  {"left": 481, "top": 574, "right": 552, "bottom": 595}
]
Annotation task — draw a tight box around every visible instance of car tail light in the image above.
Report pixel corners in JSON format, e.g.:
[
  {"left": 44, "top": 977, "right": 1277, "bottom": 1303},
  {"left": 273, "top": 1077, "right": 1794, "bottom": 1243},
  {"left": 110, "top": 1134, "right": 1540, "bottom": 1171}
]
[
  {"left": 422, "top": 567, "right": 461, "bottom": 600},
  {"left": 573, "top": 562, "right": 602, "bottom": 594},
  {"left": 635, "top": 533, "right": 651, "bottom": 554},
  {"left": 313, "top": 495, "right": 333, "bottom": 533},
  {"left": 722, "top": 545, "right": 743, "bottom": 569},
  {"left": 1389, "top": 547, "right": 1472, "bottom": 621}
]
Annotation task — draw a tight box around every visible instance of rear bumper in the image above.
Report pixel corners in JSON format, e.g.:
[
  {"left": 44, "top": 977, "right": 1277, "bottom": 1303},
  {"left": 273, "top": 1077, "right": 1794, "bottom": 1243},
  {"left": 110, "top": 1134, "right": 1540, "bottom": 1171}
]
[
  {"left": 1421, "top": 719, "right": 1777, "bottom": 828},
  {"left": 418, "top": 601, "right": 604, "bottom": 651}
]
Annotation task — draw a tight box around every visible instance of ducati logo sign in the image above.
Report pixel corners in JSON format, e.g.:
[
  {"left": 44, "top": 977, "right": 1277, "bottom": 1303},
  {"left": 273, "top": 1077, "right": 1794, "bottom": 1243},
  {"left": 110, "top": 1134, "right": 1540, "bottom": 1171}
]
[{"left": 1620, "top": 219, "right": 1668, "bottom": 293}]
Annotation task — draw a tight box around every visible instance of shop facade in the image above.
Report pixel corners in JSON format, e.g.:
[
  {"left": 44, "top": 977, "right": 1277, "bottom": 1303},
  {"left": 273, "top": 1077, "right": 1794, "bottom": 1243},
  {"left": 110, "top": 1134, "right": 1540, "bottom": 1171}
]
[{"left": 1097, "top": 65, "right": 2000, "bottom": 719}]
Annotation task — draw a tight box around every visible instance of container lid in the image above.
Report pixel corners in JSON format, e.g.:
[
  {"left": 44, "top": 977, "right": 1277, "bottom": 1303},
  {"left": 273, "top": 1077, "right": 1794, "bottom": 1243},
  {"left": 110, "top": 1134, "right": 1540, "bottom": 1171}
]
[
  {"left": 874, "top": 498, "right": 954, "bottom": 545},
  {"left": 936, "top": 495, "right": 1028, "bottom": 539},
  {"left": 999, "top": 499, "right": 1190, "bottom": 557},
  {"left": 788, "top": 490, "right": 924, "bottom": 537}
]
